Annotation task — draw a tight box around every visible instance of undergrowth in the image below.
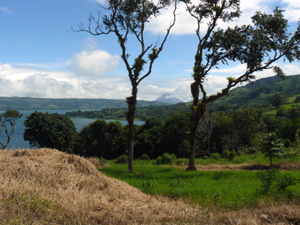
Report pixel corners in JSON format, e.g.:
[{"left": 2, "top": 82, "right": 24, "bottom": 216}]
[{"left": 99, "top": 161, "right": 300, "bottom": 210}]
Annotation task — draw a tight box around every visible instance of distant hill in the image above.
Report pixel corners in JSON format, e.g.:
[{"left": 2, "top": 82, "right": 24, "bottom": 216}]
[
  {"left": 155, "top": 94, "right": 183, "bottom": 104},
  {"left": 209, "top": 74, "right": 300, "bottom": 112},
  {"left": 65, "top": 74, "right": 300, "bottom": 120},
  {"left": 0, "top": 97, "right": 168, "bottom": 110}
]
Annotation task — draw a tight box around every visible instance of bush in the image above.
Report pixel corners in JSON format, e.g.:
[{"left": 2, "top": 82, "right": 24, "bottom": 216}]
[
  {"left": 114, "top": 155, "right": 127, "bottom": 164},
  {"left": 256, "top": 169, "right": 298, "bottom": 195},
  {"left": 223, "top": 149, "right": 236, "bottom": 160},
  {"left": 140, "top": 154, "right": 150, "bottom": 160},
  {"left": 155, "top": 153, "right": 176, "bottom": 165},
  {"left": 210, "top": 153, "right": 221, "bottom": 160},
  {"left": 175, "top": 158, "right": 187, "bottom": 166},
  {"left": 222, "top": 149, "right": 236, "bottom": 160}
]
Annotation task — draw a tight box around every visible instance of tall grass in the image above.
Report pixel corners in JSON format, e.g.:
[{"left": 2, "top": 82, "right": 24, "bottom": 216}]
[{"left": 99, "top": 161, "right": 300, "bottom": 210}]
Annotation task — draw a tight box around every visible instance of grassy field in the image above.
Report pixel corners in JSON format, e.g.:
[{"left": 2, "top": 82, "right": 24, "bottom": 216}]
[
  {"left": 2, "top": 149, "right": 300, "bottom": 224},
  {"left": 99, "top": 155, "right": 300, "bottom": 210}
]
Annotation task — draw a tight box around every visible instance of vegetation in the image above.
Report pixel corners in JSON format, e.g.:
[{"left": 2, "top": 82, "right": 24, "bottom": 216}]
[
  {"left": 65, "top": 102, "right": 190, "bottom": 120},
  {"left": 184, "top": 1, "right": 300, "bottom": 170},
  {"left": 74, "top": 0, "right": 177, "bottom": 172},
  {"left": 100, "top": 159, "right": 300, "bottom": 210},
  {"left": 0, "top": 97, "right": 167, "bottom": 110},
  {"left": 23, "top": 111, "right": 77, "bottom": 153},
  {"left": 0, "top": 110, "right": 22, "bottom": 149}
]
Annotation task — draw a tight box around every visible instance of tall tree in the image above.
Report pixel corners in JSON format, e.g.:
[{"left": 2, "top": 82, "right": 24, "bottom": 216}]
[
  {"left": 73, "top": 0, "right": 177, "bottom": 171},
  {"left": 182, "top": 0, "right": 300, "bottom": 170},
  {"left": 0, "top": 110, "right": 22, "bottom": 149}
]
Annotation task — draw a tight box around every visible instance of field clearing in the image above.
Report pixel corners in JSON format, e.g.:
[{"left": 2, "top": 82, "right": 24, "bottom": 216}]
[{"left": 0, "top": 148, "right": 299, "bottom": 224}]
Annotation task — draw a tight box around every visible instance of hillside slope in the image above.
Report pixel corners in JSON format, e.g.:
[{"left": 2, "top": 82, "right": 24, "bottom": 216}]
[{"left": 209, "top": 74, "right": 300, "bottom": 111}]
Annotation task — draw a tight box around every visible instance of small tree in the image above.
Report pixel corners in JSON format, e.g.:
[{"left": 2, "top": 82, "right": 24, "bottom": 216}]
[
  {"left": 73, "top": 0, "right": 177, "bottom": 172},
  {"left": 24, "top": 111, "right": 77, "bottom": 153},
  {"left": 270, "top": 94, "right": 285, "bottom": 108},
  {"left": 0, "top": 110, "right": 22, "bottom": 149},
  {"left": 263, "top": 133, "right": 285, "bottom": 168},
  {"left": 182, "top": 0, "right": 300, "bottom": 170}
]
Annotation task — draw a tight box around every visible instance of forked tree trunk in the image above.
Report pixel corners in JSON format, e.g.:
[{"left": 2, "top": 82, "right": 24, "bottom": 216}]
[{"left": 126, "top": 84, "right": 137, "bottom": 172}]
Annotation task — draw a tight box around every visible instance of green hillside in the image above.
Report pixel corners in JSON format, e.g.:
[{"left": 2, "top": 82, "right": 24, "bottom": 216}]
[
  {"left": 0, "top": 97, "right": 168, "bottom": 110},
  {"left": 209, "top": 74, "right": 300, "bottom": 112}
]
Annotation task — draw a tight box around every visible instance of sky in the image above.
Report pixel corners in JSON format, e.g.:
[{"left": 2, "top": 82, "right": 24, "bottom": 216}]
[{"left": 1, "top": 0, "right": 300, "bottom": 102}]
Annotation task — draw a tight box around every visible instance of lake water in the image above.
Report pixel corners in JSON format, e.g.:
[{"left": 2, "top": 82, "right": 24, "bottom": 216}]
[{"left": 0, "top": 110, "right": 144, "bottom": 150}]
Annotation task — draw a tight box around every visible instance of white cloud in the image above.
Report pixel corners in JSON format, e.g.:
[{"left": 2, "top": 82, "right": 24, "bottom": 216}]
[
  {"left": 68, "top": 38, "right": 120, "bottom": 77},
  {"left": 146, "top": 0, "right": 298, "bottom": 35},
  {"left": 91, "top": 0, "right": 107, "bottom": 5},
  {"left": 0, "top": 7, "right": 11, "bottom": 14}
]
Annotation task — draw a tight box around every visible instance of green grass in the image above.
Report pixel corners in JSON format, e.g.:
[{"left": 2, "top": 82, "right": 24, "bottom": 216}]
[{"left": 99, "top": 159, "right": 300, "bottom": 210}]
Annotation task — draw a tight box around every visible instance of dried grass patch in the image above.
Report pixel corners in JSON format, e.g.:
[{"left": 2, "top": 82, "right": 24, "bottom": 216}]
[
  {"left": 172, "top": 162, "right": 300, "bottom": 171},
  {"left": 0, "top": 148, "right": 204, "bottom": 224}
]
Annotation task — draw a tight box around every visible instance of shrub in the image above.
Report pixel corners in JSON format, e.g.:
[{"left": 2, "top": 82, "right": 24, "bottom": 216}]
[
  {"left": 229, "top": 150, "right": 236, "bottom": 160},
  {"left": 114, "top": 155, "right": 127, "bottom": 164},
  {"left": 155, "top": 153, "right": 176, "bottom": 165},
  {"left": 140, "top": 154, "right": 150, "bottom": 160},
  {"left": 256, "top": 169, "right": 298, "bottom": 195},
  {"left": 222, "top": 149, "right": 236, "bottom": 160},
  {"left": 175, "top": 158, "right": 187, "bottom": 166},
  {"left": 210, "top": 153, "right": 221, "bottom": 160},
  {"left": 223, "top": 149, "right": 236, "bottom": 160}
]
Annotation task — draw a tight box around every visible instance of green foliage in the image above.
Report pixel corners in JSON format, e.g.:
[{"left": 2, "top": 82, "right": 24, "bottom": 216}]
[
  {"left": 169, "top": 178, "right": 183, "bottom": 187},
  {"left": 262, "top": 133, "right": 285, "bottom": 167},
  {"left": 154, "top": 153, "right": 176, "bottom": 165},
  {"left": 100, "top": 163, "right": 300, "bottom": 209},
  {"left": 114, "top": 155, "right": 128, "bottom": 164},
  {"left": 66, "top": 102, "right": 189, "bottom": 121},
  {"left": 23, "top": 111, "right": 77, "bottom": 153},
  {"left": 140, "top": 154, "right": 150, "bottom": 160},
  {"left": 74, "top": 120, "right": 127, "bottom": 159},
  {"left": 0, "top": 97, "right": 168, "bottom": 111},
  {"left": 159, "top": 113, "right": 190, "bottom": 157},
  {"left": 270, "top": 94, "right": 285, "bottom": 108},
  {"left": 256, "top": 169, "right": 298, "bottom": 195},
  {"left": 222, "top": 149, "right": 236, "bottom": 160},
  {"left": 0, "top": 110, "right": 22, "bottom": 149},
  {"left": 210, "top": 75, "right": 300, "bottom": 113},
  {"left": 210, "top": 153, "right": 221, "bottom": 160}
]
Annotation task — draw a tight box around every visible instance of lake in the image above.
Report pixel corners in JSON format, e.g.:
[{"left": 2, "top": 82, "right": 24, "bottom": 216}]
[{"left": 0, "top": 110, "right": 144, "bottom": 150}]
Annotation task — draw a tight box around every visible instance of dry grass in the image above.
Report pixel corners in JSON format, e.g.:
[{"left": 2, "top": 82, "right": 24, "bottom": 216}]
[
  {"left": 0, "top": 148, "right": 299, "bottom": 224},
  {"left": 171, "top": 162, "right": 300, "bottom": 171}
]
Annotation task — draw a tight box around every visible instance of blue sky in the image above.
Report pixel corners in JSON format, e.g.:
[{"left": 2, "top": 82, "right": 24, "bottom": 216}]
[{"left": 1, "top": 0, "right": 300, "bottom": 101}]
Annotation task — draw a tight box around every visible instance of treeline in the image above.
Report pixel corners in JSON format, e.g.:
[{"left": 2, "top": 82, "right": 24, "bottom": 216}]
[
  {"left": 23, "top": 106, "right": 300, "bottom": 161},
  {"left": 0, "top": 97, "right": 167, "bottom": 110},
  {"left": 65, "top": 102, "right": 190, "bottom": 120},
  {"left": 209, "top": 75, "right": 300, "bottom": 112}
]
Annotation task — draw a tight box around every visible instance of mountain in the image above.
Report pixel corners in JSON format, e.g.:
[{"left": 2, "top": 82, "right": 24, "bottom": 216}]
[
  {"left": 209, "top": 74, "right": 300, "bottom": 112},
  {"left": 0, "top": 97, "right": 168, "bottom": 111},
  {"left": 155, "top": 94, "right": 184, "bottom": 104}
]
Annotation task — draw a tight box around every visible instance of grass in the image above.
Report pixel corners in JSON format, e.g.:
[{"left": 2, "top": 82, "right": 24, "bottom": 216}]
[
  {"left": 2, "top": 148, "right": 300, "bottom": 224},
  {"left": 99, "top": 155, "right": 300, "bottom": 210}
]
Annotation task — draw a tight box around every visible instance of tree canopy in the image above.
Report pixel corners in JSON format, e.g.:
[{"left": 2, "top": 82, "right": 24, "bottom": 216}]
[
  {"left": 23, "top": 111, "right": 77, "bottom": 153},
  {"left": 73, "top": 0, "right": 177, "bottom": 171},
  {"left": 183, "top": 0, "right": 300, "bottom": 170}
]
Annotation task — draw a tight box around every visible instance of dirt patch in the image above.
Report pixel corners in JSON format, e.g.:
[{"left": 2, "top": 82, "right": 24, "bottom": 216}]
[
  {"left": 0, "top": 148, "right": 299, "bottom": 224},
  {"left": 172, "top": 162, "right": 300, "bottom": 171}
]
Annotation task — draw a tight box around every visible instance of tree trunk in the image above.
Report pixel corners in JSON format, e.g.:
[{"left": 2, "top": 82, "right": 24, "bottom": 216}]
[
  {"left": 187, "top": 85, "right": 207, "bottom": 171},
  {"left": 126, "top": 84, "right": 137, "bottom": 172},
  {"left": 187, "top": 124, "right": 197, "bottom": 171}
]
